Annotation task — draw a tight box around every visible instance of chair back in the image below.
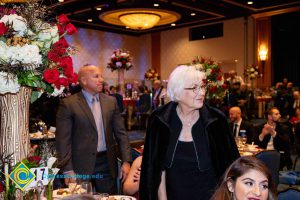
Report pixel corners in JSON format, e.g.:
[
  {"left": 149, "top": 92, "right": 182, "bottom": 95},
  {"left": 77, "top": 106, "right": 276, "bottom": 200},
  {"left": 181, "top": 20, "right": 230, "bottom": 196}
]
[
  {"left": 278, "top": 188, "right": 300, "bottom": 200},
  {"left": 255, "top": 150, "right": 280, "bottom": 186}
]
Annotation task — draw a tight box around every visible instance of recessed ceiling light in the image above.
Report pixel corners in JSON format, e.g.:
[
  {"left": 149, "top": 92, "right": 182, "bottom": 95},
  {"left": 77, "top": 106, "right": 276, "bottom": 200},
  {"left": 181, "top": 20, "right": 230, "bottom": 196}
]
[
  {"left": 247, "top": 1, "right": 253, "bottom": 5},
  {"left": 88, "top": 19, "right": 93, "bottom": 22},
  {"left": 171, "top": 23, "right": 176, "bottom": 26},
  {"left": 154, "top": 3, "right": 159, "bottom": 7},
  {"left": 58, "top": 0, "right": 64, "bottom": 2},
  {"left": 126, "top": 26, "right": 130, "bottom": 29},
  {"left": 96, "top": 7, "right": 102, "bottom": 11},
  {"left": 202, "top": 35, "right": 205, "bottom": 39},
  {"left": 191, "top": 13, "right": 196, "bottom": 16}
]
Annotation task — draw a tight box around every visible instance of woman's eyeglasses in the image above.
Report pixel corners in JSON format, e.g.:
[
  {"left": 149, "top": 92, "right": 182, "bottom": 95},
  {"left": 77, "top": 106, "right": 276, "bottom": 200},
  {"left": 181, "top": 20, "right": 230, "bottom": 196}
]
[{"left": 184, "top": 85, "right": 206, "bottom": 94}]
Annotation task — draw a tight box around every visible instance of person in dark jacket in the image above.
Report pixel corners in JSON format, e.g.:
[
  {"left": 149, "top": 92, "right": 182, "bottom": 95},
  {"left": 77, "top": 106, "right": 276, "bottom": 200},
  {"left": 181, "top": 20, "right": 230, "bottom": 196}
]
[{"left": 139, "top": 65, "right": 240, "bottom": 200}]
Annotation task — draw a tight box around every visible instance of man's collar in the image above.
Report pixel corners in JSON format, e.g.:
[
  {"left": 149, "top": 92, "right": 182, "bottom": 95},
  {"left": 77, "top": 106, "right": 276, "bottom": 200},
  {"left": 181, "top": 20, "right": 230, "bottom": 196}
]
[{"left": 82, "top": 89, "right": 99, "bottom": 103}]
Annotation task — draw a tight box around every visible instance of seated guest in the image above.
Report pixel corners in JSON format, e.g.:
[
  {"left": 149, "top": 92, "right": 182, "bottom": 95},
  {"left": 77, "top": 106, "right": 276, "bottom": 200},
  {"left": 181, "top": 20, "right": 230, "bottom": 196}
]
[
  {"left": 151, "top": 79, "right": 167, "bottom": 110},
  {"left": 123, "top": 156, "right": 142, "bottom": 199},
  {"left": 256, "top": 107, "right": 293, "bottom": 169},
  {"left": 290, "top": 107, "right": 300, "bottom": 125},
  {"left": 211, "top": 156, "right": 277, "bottom": 200},
  {"left": 229, "top": 106, "right": 254, "bottom": 144}
]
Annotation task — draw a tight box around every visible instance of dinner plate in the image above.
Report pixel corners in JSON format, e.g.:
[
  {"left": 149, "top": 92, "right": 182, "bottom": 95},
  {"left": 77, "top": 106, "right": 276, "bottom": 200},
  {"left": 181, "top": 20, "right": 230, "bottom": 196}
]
[
  {"left": 108, "top": 195, "right": 136, "bottom": 200},
  {"left": 52, "top": 188, "right": 86, "bottom": 198}
]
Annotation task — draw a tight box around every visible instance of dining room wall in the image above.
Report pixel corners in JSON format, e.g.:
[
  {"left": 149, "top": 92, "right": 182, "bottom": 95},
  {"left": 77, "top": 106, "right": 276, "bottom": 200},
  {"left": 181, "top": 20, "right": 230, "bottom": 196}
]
[
  {"left": 160, "top": 17, "right": 255, "bottom": 80},
  {"left": 66, "top": 16, "right": 254, "bottom": 85},
  {"left": 65, "top": 29, "right": 151, "bottom": 87}
]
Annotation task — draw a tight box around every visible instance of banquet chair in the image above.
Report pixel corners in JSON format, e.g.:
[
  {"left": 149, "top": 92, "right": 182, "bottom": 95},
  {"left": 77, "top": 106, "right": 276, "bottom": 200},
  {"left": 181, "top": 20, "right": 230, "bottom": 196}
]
[
  {"left": 255, "top": 150, "right": 280, "bottom": 186},
  {"left": 278, "top": 188, "right": 300, "bottom": 200}
]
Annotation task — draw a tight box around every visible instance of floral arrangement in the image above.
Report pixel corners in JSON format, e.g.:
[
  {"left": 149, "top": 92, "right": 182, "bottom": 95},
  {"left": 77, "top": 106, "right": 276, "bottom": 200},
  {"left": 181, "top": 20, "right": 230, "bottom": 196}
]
[
  {"left": 0, "top": 1, "right": 78, "bottom": 102},
  {"left": 144, "top": 68, "right": 159, "bottom": 81},
  {"left": 244, "top": 64, "right": 262, "bottom": 80},
  {"left": 191, "top": 56, "right": 228, "bottom": 101},
  {"left": 107, "top": 48, "right": 133, "bottom": 71},
  {"left": 1, "top": 144, "right": 59, "bottom": 200}
]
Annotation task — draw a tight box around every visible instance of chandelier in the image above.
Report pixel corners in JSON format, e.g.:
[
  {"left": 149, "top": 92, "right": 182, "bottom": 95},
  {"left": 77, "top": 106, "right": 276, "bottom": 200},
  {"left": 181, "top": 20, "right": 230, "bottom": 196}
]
[{"left": 100, "top": 8, "right": 180, "bottom": 30}]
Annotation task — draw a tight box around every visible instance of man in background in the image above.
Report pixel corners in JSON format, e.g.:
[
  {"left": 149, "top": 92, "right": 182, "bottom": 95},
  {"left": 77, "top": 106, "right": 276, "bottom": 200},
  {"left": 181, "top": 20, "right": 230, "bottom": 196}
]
[
  {"left": 257, "top": 107, "right": 293, "bottom": 169},
  {"left": 56, "top": 64, "right": 131, "bottom": 194},
  {"left": 229, "top": 106, "right": 254, "bottom": 144}
]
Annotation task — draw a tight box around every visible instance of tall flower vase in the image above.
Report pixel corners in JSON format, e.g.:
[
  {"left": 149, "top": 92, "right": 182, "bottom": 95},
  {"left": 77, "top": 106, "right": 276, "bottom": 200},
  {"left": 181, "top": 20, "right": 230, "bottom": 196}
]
[
  {"left": 0, "top": 87, "right": 31, "bottom": 165},
  {"left": 117, "top": 69, "right": 125, "bottom": 95},
  {"left": 118, "top": 68, "right": 125, "bottom": 84}
]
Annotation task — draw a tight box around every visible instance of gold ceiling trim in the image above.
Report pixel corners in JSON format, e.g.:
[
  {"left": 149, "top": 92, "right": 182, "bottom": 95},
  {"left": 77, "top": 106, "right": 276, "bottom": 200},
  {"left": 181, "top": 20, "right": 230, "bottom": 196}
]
[{"left": 100, "top": 8, "right": 181, "bottom": 29}]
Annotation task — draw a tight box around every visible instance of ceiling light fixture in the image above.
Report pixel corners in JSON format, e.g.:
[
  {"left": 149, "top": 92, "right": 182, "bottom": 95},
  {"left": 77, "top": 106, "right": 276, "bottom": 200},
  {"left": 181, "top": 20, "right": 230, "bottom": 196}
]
[
  {"left": 88, "top": 19, "right": 93, "bottom": 22},
  {"left": 154, "top": 3, "right": 159, "bottom": 7},
  {"left": 0, "top": 0, "right": 27, "bottom": 2},
  {"left": 191, "top": 13, "right": 196, "bottom": 16},
  {"left": 96, "top": 7, "right": 102, "bottom": 11},
  {"left": 100, "top": 8, "right": 180, "bottom": 30},
  {"left": 247, "top": 1, "right": 253, "bottom": 5}
]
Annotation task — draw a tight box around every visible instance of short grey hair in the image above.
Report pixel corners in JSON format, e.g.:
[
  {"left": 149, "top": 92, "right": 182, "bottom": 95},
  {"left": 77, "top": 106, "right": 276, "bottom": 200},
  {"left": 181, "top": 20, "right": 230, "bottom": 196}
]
[{"left": 167, "top": 65, "right": 206, "bottom": 102}]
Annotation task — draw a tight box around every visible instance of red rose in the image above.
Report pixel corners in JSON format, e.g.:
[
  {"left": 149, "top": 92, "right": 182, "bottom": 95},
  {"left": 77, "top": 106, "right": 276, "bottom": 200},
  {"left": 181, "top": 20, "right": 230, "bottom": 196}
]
[
  {"left": 222, "top": 84, "right": 227, "bottom": 89},
  {"left": 53, "top": 38, "right": 69, "bottom": 49},
  {"left": 59, "top": 56, "right": 73, "bottom": 69},
  {"left": 57, "top": 14, "right": 69, "bottom": 25},
  {"left": 43, "top": 68, "right": 60, "bottom": 83},
  {"left": 217, "top": 75, "right": 222, "bottom": 81},
  {"left": 57, "top": 24, "right": 64, "bottom": 35},
  {"left": 28, "top": 156, "right": 41, "bottom": 165},
  {"left": 57, "top": 77, "right": 69, "bottom": 88},
  {"left": 48, "top": 51, "right": 60, "bottom": 62},
  {"left": 0, "top": 181, "right": 4, "bottom": 193},
  {"left": 65, "top": 23, "right": 77, "bottom": 35},
  {"left": 0, "top": 22, "right": 8, "bottom": 36},
  {"left": 63, "top": 65, "right": 74, "bottom": 78},
  {"left": 69, "top": 73, "right": 78, "bottom": 84},
  {"left": 209, "top": 86, "right": 217, "bottom": 93}
]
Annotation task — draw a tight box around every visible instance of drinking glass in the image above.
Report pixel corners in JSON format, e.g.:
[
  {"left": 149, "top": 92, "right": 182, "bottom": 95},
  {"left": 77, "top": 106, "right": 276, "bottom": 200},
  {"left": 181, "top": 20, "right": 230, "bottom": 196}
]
[
  {"left": 80, "top": 181, "right": 93, "bottom": 195},
  {"left": 241, "top": 135, "right": 247, "bottom": 145}
]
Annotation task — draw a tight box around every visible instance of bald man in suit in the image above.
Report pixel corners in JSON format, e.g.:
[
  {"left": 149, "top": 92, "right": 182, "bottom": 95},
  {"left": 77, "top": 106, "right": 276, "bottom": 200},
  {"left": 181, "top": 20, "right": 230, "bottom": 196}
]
[
  {"left": 229, "top": 106, "right": 254, "bottom": 144},
  {"left": 56, "top": 65, "right": 131, "bottom": 194}
]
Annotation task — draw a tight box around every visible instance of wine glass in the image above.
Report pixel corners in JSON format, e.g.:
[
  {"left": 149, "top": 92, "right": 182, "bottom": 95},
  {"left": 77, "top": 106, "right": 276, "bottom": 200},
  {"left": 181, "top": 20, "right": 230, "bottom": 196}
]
[{"left": 80, "top": 181, "right": 93, "bottom": 195}]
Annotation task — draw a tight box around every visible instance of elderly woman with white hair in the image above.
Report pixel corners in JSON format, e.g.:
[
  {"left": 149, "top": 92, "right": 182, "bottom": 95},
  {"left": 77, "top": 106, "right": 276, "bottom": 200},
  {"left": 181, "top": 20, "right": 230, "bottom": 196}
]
[{"left": 139, "top": 65, "right": 239, "bottom": 200}]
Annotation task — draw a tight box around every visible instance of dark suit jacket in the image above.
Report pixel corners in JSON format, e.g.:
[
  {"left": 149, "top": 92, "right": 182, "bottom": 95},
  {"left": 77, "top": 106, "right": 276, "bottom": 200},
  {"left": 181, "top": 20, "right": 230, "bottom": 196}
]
[
  {"left": 56, "top": 92, "right": 131, "bottom": 178},
  {"left": 229, "top": 120, "right": 254, "bottom": 144},
  {"left": 256, "top": 122, "right": 291, "bottom": 154}
]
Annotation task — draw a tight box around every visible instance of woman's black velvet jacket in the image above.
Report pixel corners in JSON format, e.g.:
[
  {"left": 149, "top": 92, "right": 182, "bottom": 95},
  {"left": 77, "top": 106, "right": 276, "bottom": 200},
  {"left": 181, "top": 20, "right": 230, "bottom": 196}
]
[{"left": 139, "top": 102, "right": 240, "bottom": 200}]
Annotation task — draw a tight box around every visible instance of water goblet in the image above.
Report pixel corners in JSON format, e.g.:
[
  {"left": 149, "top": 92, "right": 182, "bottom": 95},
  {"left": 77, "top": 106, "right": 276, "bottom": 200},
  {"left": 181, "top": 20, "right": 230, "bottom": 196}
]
[{"left": 80, "top": 181, "right": 93, "bottom": 195}]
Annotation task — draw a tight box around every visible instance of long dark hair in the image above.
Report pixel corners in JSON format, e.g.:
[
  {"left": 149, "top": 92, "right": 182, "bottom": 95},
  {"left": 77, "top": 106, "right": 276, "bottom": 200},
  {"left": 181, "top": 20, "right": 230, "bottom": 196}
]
[{"left": 211, "top": 156, "right": 277, "bottom": 200}]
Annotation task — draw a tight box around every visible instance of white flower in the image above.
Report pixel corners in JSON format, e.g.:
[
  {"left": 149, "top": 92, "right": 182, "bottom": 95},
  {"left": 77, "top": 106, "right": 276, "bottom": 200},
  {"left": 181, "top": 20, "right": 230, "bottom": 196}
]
[
  {"left": 206, "top": 68, "right": 212, "bottom": 76},
  {"left": 0, "top": 72, "right": 20, "bottom": 94},
  {"left": 126, "top": 62, "right": 131, "bottom": 67},
  {"left": 0, "top": 41, "right": 9, "bottom": 62},
  {"left": 250, "top": 68, "right": 255, "bottom": 72},
  {"left": 116, "top": 61, "right": 122, "bottom": 67},
  {"left": 0, "top": 14, "right": 28, "bottom": 36},
  {"left": 51, "top": 86, "right": 65, "bottom": 96},
  {"left": 120, "top": 52, "right": 128, "bottom": 57},
  {"left": 36, "top": 22, "right": 59, "bottom": 49},
  {"left": 194, "top": 63, "right": 204, "bottom": 71},
  {"left": 3, "top": 44, "right": 42, "bottom": 68},
  {"left": 47, "top": 157, "right": 57, "bottom": 168}
]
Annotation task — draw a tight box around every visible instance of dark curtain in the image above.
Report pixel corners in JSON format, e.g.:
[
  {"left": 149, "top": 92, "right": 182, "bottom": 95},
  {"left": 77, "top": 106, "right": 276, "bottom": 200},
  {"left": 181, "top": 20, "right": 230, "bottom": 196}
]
[{"left": 272, "top": 11, "right": 300, "bottom": 86}]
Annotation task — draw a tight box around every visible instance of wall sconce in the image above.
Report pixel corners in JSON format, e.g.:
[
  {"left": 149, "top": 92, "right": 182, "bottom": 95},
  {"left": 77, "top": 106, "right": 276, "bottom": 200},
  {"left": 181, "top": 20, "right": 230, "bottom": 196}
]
[{"left": 259, "top": 46, "right": 268, "bottom": 77}]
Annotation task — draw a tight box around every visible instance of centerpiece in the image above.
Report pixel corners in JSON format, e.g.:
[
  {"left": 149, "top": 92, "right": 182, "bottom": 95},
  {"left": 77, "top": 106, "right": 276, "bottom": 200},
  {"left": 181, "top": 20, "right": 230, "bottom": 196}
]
[
  {"left": 191, "top": 56, "right": 228, "bottom": 107},
  {"left": 144, "top": 68, "right": 160, "bottom": 81},
  {"left": 0, "top": 0, "right": 77, "bottom": 174},
  {"left": 107, "top": 48, "right": 133, "bottom": 83},
  {"left": 244, "top": 64, "right": 262, "bottom": 89}
]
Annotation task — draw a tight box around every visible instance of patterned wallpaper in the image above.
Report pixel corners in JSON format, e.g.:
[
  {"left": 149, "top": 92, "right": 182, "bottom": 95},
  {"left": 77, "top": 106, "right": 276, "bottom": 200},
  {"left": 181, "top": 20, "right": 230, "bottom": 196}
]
[{"left": 65, "top": 29, "right": 151, "bottom": 87}]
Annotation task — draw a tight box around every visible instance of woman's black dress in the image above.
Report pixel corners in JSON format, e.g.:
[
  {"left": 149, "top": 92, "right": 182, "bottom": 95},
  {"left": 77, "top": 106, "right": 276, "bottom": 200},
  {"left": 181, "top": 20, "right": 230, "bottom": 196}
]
[{"left": 166, "top": 112, "right": 217, "bottom": 200}]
